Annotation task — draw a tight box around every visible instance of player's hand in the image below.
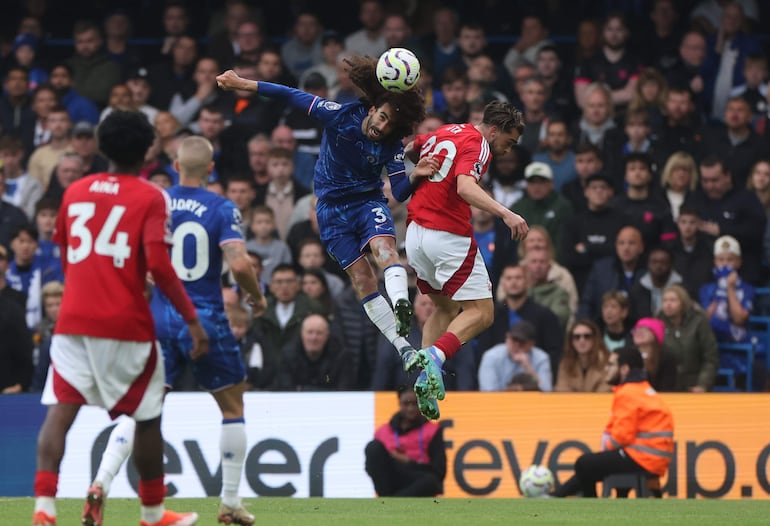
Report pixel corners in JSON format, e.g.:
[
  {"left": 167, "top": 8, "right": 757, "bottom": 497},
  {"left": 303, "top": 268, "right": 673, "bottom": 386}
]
[
  {"left": 248, "top": 294, "right": 268, "bottom": 318},
  {"left": 389, "top": 449, "right": 411, "bottom": 464},
  {"left": 413, "top": 156, "right": 440, "bottom": 178},
  {"left": 187, "top": 319, "right": 210, "bottom": 361},
  {"left": 216, "top": 70, "right": 248, "bottom": 91},
  {"left": 503, "top": 211, "right": 529, "bottom": 241}
]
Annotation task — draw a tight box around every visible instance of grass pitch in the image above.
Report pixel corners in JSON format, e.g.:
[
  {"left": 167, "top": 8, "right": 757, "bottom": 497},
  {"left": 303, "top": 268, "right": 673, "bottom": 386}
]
[{"left": 6, "top": 497, "right": 770, "bottom": 525}]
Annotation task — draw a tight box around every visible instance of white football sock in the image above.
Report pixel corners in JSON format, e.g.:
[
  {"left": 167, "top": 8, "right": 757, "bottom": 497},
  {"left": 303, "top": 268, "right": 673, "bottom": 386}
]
[
  {"left": 363, "top": 293, "right": 411, "bottom": 350},
  {"left": 34, "top": 497, "right": 56, "bottom": 517},
  {"left": 221, "top": 419, "right": 247, "bottom": 509},
  {"left": 383, "top": 264, "right": 409, "bottom": 305},
  {"left": 95, "top": 416, "right": 135, "bottom": 495},
  {"left": 140, "top": 504, "right": 164, "bottom": 524}
]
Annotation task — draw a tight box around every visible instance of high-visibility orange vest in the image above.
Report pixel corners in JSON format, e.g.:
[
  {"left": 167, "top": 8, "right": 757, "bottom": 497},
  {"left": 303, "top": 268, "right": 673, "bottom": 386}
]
[{"left": 602, "top": 380, "right": 675, "bottom": 476}]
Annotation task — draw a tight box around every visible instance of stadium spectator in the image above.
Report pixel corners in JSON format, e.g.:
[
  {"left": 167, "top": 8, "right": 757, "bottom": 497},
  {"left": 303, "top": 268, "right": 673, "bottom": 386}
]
[
  {"left": 344, "top": 0, "right": 387, "bottom": 58},
  {"left": 0, "top": 67, "right": 35, "bottom": 152},
  {"left": 99, "top": 83, "right": 132, "bottom": 121},
  {"left": 613, "top": 152, "right": 676, "bottom": 249},
  {"left": 69, "top": 121, "right": 108, "bottom": 176},
  {"left": 478, "top": 320, "right": 553, "bottom": 392},
  {"left": 438, "top": 66, "right": 470, "bottom": 125},
  {"left": 699, "top": 96, "right": 765, "bottom": 187},
  {"left": 574, "top": 13, "right": 641, "bottom": 110},
  {"left": 207, "top": 0, "right": 254, "bottom": 69},
  {"left": 296, "top": 238, "right": 345, "bottom": 299},
  {"left": 660, "top": 151, "right": 698, "bottom": 221},
  {"left": 730, "top": 54, "right": 767, "bottom": 118},
  {"left": 574, "top": 18, "right": 601, "bottom": 65},
  {"left": 503, "top": 13, "right": 553, "bottom": 77},
  {"left": 638, "top": 0, "right": 683, "bottom": 71},
  {"left": 42, "top": 153, "right": 85, "bottom": 206},
  {"left": 666, "top": 205, "right": 714, "bottom": 299},
  {"left": 629, "top": 245, "right": 682, "bottom": 319},
  {"left": 684, "top": 155, "right": 765, "bottom": 284},
  {"left": 555, "top": 319, "right": 612, "bottom": 392},
  {"left": 66, "top": 20, "right": 121, "bottom": 108},
  {"left": 103, "top": 10, "right": 142, "bottom": 77},
  {"left": 262, "top": 146, "right": 308, "bottom": 239},
  {"left": 299, "top": 30, "right": 343, "bottom": 94},
  {"left": 0, "top": 278, "right": 33, "bottom": 393},
  {"left": 245, "top": 133, "right": 270, "bottom": 203},
  {"left": 562, "top": 171, "right": 627, "bottom": 293},
  {"left": 275, "top": 313, "right": 356, "bottom": 390},
  {"left": 158, "top": 2, "right": 190, "bottom": 57},
  {"left": 477, "top": 264, "right": 563, "bottom": 374},
  {"left": 518, "top": 226, "right": 579, "bottom": 317},
  {"left": 245, "top": 206, "right": 292, "bottom": 280},
  {"left": 517, "top": 78, "right": 548, "bottom": 154},
  {"left": 33, "top": 198, "right": 59, "bottom": 268},
  {"left": 560, "top": 142, "right": 604, "bottom": 213},
  {"left": 619, "top": 109, "right": 663, "bottom": 176},
  {"left": 234, "top": 18, "right": 264, "bottom": 65},
  {"left": 253, "top": 264, "right": 324, "bottom": 388},
  {"left": 536, "top": 45, "right": 577, "bottom": 123},
  {"left": 419, "top": 6, "right": 461, "bottom": 90},
  {"left": 653, "top": 85, "right": 703, "bottom": 167},
  {"left": 659, "top": 283, "right": 718, "bottom": 392},
  {"left": 471, "top": 194, "right": 518, "bottom": 293},
  {"left": 48, "top": 64, "right": 99, "bottom": 125},
  {"left": 691, "top": 0, "right": 760, "bottom": 34},
  {"left": 365, "top": 388, "right": 446, "bottom": 497},
  {"left": 487, "top": 145, "right": 529, "bottom": 209},
  {"left": 579, "top": 225, "right": 646, "bottom": 321},
  {"left": 11, "top": 34, "right": 48, "bottom": 91},
  {"left": 147, "top": 35, "right": 198, "bottom": 110},
  {"left": 123, "top": 67, "right": 159, "bottom": 125},
  {"left": 569, "top": 82, "right": 625, "bottom": 165},
  {"left": 525, "top": 248, "right": 572, "bottom": 330},
  {"left": 553, "top": 346, "right": 674, "bottom": 498},
  {"left": 0, "top": 175, "right": 29, "bottom": 252},
  {"left": 281, "top": 11, "right": 323, "bottom": 80},
  {"left": 27, "top": 106, "right": 71, "bottom": 188},
  {"left": 512, "top": 161, "right": 574, "bottom": 256},
  {"left": 30, "top": 281, "right": 63, "bottom": 392},
  {"left": 632, "top": 317, "right": 678, "bottom": 391},
  {"left": 601, "top": 290, "right": 633, "bottom": 352},
  {"left": 0, "top": 134, "right": 42, "bottom": 220},
  {"left": 532, "top": 118, "right": 576, "bottom": 191},
  {"left": 628, "top": 68, "right": 667, "bottom": 132},
  {"left": 664, "top": 31, "right": 708, "bottom": 116}
]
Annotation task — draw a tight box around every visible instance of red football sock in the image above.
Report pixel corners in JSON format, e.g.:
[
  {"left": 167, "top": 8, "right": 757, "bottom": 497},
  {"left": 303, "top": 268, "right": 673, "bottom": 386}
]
[
  {"left": 139, "top": 478, "right": 166, "bottom": 506},
  {"left": 434, "top": 332, "right": 462, "bottom": 360},
  {"left": 34, "top": 471, "right": 58, "bottom": 497}
]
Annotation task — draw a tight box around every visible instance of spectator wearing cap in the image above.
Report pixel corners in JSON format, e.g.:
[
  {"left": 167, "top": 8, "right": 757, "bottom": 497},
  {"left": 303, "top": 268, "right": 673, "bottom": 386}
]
[
  {"left": 630, "top": 317, "right": 678, "bottom": 392},
  {"left": 69, "top": 121, "right": 108, "bottom": 175},
  {"left": 125, "top": 67, "right": 159, "bottom": 124},
  {"left": 478, "top": 320, "right": 553, "bottom": 392},
  {"left": 12, "top": 33, "right": 48, "bottom": 91},
  {"left": 48, "top": 63, "right": 99, "bottom": 125},
  {"left": 561, "top": 171, "right": 628, "bottom": 293},
  {"left": 512, "top": 162, "right": 573, "bottom": 258},
  {"left": 300, "top": 31, "right": 344, "bottom": 94},
  {"left": 683, "top": 155, "right": 766, "bottom": 285},
  {"left": 700, "top": 235, "right": 755, "bottom": 348},
  {"left": 66, "top": 20, "right": 122, "bottom": 107},
  {"left": 281, "top": 11, "right": 323, "bottom": 80}
]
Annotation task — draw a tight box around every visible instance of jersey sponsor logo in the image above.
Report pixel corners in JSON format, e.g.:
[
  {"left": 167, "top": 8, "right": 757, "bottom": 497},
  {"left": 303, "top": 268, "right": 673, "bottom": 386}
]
[{"left": 321, "top": 100, "right": 341, "bottom": 111}]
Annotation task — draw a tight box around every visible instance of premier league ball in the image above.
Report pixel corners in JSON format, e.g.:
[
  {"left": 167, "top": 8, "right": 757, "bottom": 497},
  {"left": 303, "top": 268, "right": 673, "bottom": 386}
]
[
  {"left": 376, "top": 48, "right": 421, "bottom": 92},
  {"left": 519, "top": 465, "right": 555, "bottom": 498}
]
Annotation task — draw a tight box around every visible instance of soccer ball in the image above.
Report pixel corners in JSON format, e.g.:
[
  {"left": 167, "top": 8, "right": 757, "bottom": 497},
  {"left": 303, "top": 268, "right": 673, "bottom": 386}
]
[
  {"left": 376, "top": 48, "right": 421, "bottom": 92},
  {"left": 519, "top": 465, "right": 555, "bottom": 498}
]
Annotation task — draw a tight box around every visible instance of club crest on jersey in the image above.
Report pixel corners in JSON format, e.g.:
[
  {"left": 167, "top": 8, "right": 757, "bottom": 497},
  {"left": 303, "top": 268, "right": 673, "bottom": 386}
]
[
  {"left": 394, "top": 152, "right": 405, "bottom": 162},
  {"left": 366, "top": 154, "right": 377, "bottom": 164},
  {"left": 321, "top": 100, "right": 341, "bottom": 111}
]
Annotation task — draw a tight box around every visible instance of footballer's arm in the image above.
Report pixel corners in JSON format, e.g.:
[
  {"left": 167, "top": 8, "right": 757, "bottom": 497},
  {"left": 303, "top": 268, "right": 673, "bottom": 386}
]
[
  {"left": 456, "top": 174, "right": 529, "bottom": 241},
  {"left": 223, "top": 241, "right": 267, "bottom": 316}
]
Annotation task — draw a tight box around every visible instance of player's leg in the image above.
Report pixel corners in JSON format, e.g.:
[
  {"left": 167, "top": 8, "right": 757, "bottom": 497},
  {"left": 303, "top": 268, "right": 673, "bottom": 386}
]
[
  {"left": 88, "top": 338, "right": 197, "bottom": 526},
  {"left": 368, "top": 235, "right": 412, "bottom": 337},
  {"left": 33, "top": 403, "right": 81, "bottom": 526},
  {"left": 211, "top": 382, "right": 254, "bottom": 525}
]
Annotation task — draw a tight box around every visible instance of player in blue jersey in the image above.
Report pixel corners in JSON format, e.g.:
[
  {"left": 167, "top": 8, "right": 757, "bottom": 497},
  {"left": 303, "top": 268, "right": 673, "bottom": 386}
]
[
  {"left": 217, "top": 58, "right": 438, "bottom": 367},
  {"left": 86, "top": 137, "right": 266, "bottom": 526}
]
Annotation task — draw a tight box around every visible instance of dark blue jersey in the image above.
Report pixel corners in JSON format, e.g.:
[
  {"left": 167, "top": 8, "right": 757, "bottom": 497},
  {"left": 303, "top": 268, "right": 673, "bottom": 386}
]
[
  {"left": 257, "top": 82, "right": 406, "bottom": 202},
  {"left": 151, "top": 185, "right": 242, "bottom": 337}
]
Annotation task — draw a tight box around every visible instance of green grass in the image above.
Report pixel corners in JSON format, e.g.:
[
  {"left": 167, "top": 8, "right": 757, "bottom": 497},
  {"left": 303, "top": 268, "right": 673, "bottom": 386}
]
[{"left": 8, "top": 497, "right": 770, "bottom": 525}]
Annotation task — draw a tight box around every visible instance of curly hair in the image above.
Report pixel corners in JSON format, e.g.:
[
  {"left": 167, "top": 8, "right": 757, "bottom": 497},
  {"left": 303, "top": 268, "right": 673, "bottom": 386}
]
[{"left": 344, "top": 55, "right": 427, "bottom": 140}]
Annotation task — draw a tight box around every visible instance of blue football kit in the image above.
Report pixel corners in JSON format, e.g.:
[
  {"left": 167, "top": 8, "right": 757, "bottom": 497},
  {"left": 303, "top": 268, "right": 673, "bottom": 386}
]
[
  {"left": 150, "top": 185, "right": 246, "bottom": 390},
  {"left": 257, "top": 82, "right": 405, "bottom": 269}
]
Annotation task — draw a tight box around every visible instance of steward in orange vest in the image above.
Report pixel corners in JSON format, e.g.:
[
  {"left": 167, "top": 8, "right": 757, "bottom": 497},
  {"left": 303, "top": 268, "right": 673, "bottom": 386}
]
[
  {"left": 365, "top": 388, "right": 447, "bottom": 496},
  {"left": 554, "top": 346, "right": 674, "bottom": 497}
]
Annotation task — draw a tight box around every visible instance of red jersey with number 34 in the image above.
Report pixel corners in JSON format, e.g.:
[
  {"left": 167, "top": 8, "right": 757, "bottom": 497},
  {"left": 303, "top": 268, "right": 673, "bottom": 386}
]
[
  {"left": 407, "top": 124, "right": 491, "bottom": 237},
  {"left": 54, "top": 173, "right": 173, "bottom": 342}
]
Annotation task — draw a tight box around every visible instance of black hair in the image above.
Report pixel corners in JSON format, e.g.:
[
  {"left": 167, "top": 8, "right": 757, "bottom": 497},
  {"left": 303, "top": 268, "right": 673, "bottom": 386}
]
[
  {"left": 12, "top": 224, "right": 39, "bottom": 241},
  {"left": 345, "top": 55, "right": 427, "bottom": 140},
  {"left": 98, "top": 110, "right": 155, "bottom": 168},
  {"left": 617, "top": 346, "right": 644, "bottom": 370},
  {"left": 34, "top": 197, "right": 59, "bottom": 215},
  {"left": 272, "top": 262, "right": 297, "bottom": 277},
  {"left": 575, "top": 141, "right": 602, "bottom": 157},
  {"left": 624, "top": 152, "right": 653, "bottom": 172}
]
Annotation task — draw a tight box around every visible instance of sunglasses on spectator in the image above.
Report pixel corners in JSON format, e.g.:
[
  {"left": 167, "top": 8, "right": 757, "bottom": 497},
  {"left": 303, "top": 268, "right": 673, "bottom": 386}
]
[{"left": 571, "top": 332, "right": 593, "bottom": 340}]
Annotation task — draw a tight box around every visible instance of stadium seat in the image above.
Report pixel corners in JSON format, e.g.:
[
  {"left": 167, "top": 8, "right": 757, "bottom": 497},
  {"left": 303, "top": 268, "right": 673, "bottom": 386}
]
[
  {"left": 714, "top": 342, "right": 755, "bottom": 392},
  {"left": 602, "top": 473, "right": 661, "bottom": 498}
]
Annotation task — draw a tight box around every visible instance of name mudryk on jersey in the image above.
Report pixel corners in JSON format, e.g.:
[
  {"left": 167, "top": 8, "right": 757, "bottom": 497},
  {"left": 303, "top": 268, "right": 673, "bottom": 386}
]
[{"left": 170, "top": 197, "right": 208, "bottom": 217}]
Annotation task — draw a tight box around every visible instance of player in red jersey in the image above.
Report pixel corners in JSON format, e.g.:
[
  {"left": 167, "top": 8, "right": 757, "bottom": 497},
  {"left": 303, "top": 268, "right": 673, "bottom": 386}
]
[
  {"left": 392, "top": 101, "right": 528, "bottom": 419},
  {"left": 32, "top": 111, "right": 207, "bottom": 526}
]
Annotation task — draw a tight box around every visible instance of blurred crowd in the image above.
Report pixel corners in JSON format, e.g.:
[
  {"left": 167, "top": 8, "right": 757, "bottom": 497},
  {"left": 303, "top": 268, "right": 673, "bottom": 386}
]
[{"left": 2, "top": 0, "right": 770, "bottom": 394}]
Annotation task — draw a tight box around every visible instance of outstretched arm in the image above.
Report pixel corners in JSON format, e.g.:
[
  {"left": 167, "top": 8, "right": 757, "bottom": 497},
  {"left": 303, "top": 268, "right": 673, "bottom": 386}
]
[{"left": 456, "top": 174, "right": 529, "bottom": 240}]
